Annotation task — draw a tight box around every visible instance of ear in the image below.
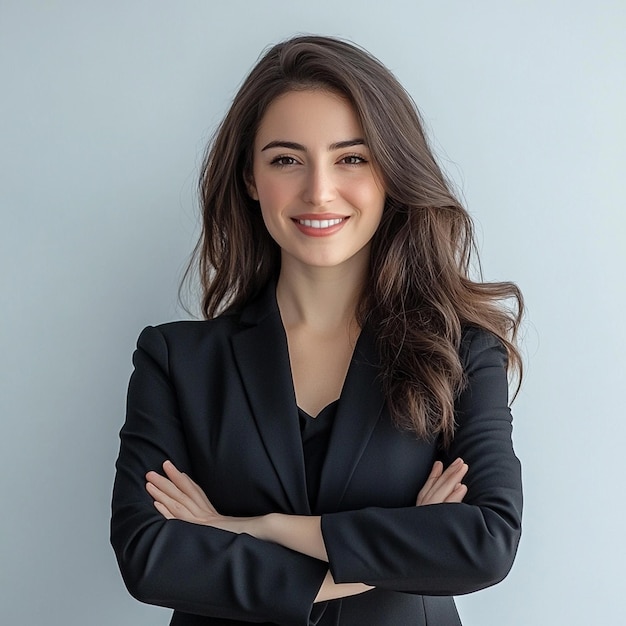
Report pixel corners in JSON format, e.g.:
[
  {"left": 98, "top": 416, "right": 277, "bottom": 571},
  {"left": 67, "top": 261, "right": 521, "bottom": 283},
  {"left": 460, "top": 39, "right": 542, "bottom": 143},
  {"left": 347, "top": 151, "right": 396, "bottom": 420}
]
[{"left": 244, "top": 171, "right": 259, "bottom": 201}]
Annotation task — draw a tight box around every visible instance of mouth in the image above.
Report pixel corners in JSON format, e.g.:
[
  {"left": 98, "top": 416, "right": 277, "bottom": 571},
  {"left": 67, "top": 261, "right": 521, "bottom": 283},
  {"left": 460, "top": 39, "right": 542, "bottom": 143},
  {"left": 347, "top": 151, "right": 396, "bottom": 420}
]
[
  {"left": 294, "top": 217, "right": 347, "bottom": 229},
  {"left": 291, "top": 216, "right": 349, "bottom": 237}
]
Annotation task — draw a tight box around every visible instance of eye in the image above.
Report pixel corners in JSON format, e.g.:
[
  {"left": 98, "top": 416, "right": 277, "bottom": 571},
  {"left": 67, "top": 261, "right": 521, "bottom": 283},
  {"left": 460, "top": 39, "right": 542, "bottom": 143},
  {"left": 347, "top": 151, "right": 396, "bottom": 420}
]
[
  {"left": 339, "top": 154, "right": 367, "bottom": 166},
  {"left": 270, "top": 155, "right": 299, "bottom": 167}
]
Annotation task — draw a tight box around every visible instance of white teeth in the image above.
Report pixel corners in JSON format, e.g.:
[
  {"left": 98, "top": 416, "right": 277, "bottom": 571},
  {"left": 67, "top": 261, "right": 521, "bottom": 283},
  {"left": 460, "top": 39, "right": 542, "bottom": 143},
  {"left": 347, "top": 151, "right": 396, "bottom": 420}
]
[{"left": 297, "top": 218, "right": 344, "bottom": 229}]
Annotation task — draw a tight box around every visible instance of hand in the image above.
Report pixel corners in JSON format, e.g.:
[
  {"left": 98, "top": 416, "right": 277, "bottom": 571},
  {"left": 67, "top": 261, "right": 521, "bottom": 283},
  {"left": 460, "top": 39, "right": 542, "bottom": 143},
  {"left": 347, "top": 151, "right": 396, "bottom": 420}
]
[
  {"left": 416, "top": 458, "right": 468, "bottom": 506},
  {"left": 146, "top": 460, "right": 225, "bottom": 526}
]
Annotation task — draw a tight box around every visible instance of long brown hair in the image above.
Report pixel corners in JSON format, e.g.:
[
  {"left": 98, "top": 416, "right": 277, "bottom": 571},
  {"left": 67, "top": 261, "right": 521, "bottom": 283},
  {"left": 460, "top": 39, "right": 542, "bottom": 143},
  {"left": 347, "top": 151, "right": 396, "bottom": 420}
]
[{"left": 186, "top": 35, "right": 523, "bottom": 444}]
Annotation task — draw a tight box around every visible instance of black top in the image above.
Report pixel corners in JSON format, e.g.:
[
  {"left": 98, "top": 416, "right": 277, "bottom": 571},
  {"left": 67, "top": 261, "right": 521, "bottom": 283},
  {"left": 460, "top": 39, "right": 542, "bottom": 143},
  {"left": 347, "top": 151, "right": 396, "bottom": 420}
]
[
  {"left": 298, "top": 400, "right": 339, "bottom": 512},
  {"left": 111, "top": 279, "right": 521, "bottom": 625}
]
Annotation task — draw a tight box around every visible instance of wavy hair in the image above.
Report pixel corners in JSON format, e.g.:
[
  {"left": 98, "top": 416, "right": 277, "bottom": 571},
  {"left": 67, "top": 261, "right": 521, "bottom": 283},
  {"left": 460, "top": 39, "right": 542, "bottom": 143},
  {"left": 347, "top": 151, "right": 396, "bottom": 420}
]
[{"left": 185, "top": 35, "right": 523, "bottom": 445}]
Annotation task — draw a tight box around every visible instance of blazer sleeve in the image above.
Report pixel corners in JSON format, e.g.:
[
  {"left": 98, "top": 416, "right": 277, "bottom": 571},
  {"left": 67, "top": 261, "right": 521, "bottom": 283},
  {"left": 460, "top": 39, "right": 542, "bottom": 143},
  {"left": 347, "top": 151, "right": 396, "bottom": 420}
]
[
  {"left": 110, "top": 326, "right": 328, "bottom": 626},
  {"left": 320, "top": 327, "right": 523, "bottom": 596}
]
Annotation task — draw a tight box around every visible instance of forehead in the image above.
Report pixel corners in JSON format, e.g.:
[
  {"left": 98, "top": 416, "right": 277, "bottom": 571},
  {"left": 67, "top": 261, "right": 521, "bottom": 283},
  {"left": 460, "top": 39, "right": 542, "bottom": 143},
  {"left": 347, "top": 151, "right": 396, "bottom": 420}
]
[{"left": 254, "top": 89, "right": 364, "bottom": 146}]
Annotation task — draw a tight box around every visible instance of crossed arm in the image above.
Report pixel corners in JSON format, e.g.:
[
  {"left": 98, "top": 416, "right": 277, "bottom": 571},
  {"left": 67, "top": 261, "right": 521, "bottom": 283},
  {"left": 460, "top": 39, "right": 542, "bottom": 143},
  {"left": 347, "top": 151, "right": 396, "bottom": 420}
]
[
  {"left": 113, "top": 325, "right": 520, "bottom": 621},
  {"left": 145, "top": 457, "right": 469, "bottom": 602}
]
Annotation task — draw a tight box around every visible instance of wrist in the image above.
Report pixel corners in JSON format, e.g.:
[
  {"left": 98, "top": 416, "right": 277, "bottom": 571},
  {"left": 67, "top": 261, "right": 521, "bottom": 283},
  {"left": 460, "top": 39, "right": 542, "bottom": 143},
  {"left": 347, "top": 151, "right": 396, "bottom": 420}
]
[
  {"left": 255, "top": 512, "right": 279, "bottom": 542},
  {"left": 233, "top": 514, "right": 272, "bottom": 540}
]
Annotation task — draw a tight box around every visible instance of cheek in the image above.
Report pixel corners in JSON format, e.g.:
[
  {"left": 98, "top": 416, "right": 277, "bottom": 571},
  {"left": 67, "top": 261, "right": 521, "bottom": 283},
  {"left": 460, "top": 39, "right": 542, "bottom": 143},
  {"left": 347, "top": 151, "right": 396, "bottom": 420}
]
[
  {"left": 257, "top": 194, "right": 287, "bottom": 242},
  {"left": 350, "top": 185, "right": 385, "bottom": 224},
  {"left": 255, "top": 178, "right": 290, "bottom": 214},
  {"left": 345, "top": 176, "right": 384, "bottom": 204}
]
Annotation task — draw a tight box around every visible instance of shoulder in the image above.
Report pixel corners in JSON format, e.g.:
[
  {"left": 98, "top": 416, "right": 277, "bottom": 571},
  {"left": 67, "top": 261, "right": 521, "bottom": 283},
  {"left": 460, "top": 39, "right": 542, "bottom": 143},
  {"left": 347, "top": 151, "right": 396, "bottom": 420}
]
[
  {"left": 141, "top": 313, "right": 239, "bottom": 341},
  {"left": 133, "top": 284, "right": 277, "bottom": 367},
  {"left": 459, "top": 325, "right": 508, "bottom": 375},
  {"left": 134, "top": 313, "right": 241, "bottom": 364},
  {"left": 153, "top": 314, "right": 239, "bottom": 340}
]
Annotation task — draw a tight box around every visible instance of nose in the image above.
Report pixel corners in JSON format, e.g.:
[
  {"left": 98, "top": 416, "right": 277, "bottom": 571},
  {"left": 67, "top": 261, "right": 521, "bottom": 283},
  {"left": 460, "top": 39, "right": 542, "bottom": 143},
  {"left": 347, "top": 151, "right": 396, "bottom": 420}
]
[{"left": 301, "top": 164, "right": 336, "bottom": 206}]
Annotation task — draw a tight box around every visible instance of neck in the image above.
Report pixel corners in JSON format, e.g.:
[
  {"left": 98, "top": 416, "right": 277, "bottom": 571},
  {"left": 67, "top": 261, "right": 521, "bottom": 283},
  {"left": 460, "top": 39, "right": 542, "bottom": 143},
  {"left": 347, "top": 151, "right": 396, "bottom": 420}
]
[{"left": 276, "top": 254, "right": 368, "bottom": 334}]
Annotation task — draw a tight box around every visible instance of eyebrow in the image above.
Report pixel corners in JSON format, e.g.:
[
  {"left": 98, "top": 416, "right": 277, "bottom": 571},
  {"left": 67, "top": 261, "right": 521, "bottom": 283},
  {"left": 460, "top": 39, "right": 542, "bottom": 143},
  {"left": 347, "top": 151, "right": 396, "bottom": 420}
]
[{"left": 260, "top": 138, "right": 367, "bottom": 152}]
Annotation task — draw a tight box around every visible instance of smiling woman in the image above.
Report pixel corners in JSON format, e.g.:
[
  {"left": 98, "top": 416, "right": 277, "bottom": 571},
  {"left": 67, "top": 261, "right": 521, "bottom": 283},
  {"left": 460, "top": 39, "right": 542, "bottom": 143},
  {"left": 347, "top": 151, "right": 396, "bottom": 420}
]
[
  {"left": 248, "top": 89, "right": 385, "bottom": 273},
  {"left": 111, "top": 35, "right": 524, "bottom": 626}
]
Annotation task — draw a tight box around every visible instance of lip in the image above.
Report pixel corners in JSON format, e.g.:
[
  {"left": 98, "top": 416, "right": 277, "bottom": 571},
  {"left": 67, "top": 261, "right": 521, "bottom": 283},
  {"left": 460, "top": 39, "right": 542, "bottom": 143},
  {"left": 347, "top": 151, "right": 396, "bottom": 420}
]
[
  {"left": 292, "top": 213, "right": 348, "bottom": 220},
  {"left": 291, "top": 214, "right": 350, "bottom": 238}
]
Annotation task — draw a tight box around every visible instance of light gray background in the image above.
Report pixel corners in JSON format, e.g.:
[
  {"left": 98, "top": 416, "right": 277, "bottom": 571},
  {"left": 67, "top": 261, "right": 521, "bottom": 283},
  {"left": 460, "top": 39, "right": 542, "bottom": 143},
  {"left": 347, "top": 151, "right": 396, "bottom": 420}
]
[{"left": 2, "top": 1, "right": 624, "bottom": 624}]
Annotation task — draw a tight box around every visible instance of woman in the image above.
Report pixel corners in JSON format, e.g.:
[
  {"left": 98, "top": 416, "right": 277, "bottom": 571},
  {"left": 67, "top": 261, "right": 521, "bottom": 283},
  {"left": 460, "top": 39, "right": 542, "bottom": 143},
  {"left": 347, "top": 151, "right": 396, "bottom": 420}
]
[{"left": 111, "top": 35, "right": 523, "bottom": 625}]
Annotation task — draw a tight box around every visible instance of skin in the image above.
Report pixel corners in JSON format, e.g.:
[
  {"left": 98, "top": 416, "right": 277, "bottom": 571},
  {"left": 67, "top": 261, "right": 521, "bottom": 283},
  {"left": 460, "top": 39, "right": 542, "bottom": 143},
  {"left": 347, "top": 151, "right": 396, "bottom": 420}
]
[
  {"left": 249, "top": 89, "right": 387, "bottom": 416},
  {"left": 146, "top": 90, "right": 470, "bottom": 603},
  {"left": 248, "top": 89, "right": 385, "bottom": 275}
]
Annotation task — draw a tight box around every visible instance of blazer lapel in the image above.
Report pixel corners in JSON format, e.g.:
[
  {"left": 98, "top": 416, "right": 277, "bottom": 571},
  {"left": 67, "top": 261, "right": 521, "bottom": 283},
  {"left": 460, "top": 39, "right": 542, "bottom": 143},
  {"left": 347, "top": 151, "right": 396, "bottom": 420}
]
[
  {"left": 230, "top": 285, "right": 311, "bottom": 514},
  {"left": 316, "top": 327, "right": 386, "bottom": 513}
]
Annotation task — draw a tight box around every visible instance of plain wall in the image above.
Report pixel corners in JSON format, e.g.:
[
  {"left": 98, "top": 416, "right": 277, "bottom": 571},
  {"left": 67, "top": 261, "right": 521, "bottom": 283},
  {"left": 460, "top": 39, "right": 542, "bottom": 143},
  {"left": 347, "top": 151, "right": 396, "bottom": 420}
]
[{"left": 1, "top": 1, "right": 625, "bottom": 624}]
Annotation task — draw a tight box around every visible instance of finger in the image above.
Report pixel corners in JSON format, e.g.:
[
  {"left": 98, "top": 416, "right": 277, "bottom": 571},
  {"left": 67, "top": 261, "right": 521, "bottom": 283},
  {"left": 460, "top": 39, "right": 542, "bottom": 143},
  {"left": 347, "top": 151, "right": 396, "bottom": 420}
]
[
  {"left": 428, "top": 461, "right": 444, "bottom": 479},
  {"left": 437, "top": 459, "right": 468, "bottom": 485},
  {"left": 153, "top": 500, "right": 175, "bottom": 520},
  {"left": 444, "top": 483, "right": 468, "bottom": 504},
  {"left": 145, "top": 479, "right": 182, "bottom": 509},
  {"left": 146, "top": 480, "right": 200, "bottom": 522},
  {"left": 146, "top": 470, "right": 189, "bottom": 503},
  {"left": 163, "top": 460, "right": 219, "bottom": 513},
  {"left": 418, "top": 460, "right": 469, "bottom": 505},
  {"left": 147, "top": 466, "right": 198, "bottom": 507},
  {"left": 162, "top": 461, "right": 194, "bottom": 493},
  {"left": 416, "top": 461, "right": 444, "bottom": 505},
  {"left": 423, "top": 461, "right": 444, "bottom": 490},
  {"left": 420, "top": 459, "right": 461, "bottom": 499},
  {"left": 428, "top": 461, "right": 468, "bottom": 501},
  {"left": 437, "top": 458, "right": 467, "bottom": 483},
  {"left": 146, "top": 472, "right": 194, "bottom": 510},
  {"left": 162, "top": 461, "right": 214, "bottom": 510}
]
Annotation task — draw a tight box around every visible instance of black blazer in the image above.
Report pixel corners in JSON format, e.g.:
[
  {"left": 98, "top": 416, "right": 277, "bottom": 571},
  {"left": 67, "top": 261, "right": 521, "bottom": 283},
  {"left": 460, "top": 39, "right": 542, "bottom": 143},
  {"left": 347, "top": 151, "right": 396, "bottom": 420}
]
[{"left": 111, "top": 283, "right": 522, "bottom": 626}]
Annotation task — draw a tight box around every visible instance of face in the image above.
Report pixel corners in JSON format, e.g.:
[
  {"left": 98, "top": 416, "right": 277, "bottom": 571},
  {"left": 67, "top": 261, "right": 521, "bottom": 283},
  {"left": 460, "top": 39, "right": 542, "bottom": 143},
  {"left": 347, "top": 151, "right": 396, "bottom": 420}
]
[{"left": 248, "top": 89, "right": 385, "bottom": 273}]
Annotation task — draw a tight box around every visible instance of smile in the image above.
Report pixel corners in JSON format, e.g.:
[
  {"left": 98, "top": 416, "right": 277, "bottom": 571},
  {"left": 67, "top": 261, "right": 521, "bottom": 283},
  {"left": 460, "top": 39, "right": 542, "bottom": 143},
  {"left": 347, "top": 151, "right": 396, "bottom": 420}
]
[{"left": 295, "top": 218, "right": 346, "bottom": 229}]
